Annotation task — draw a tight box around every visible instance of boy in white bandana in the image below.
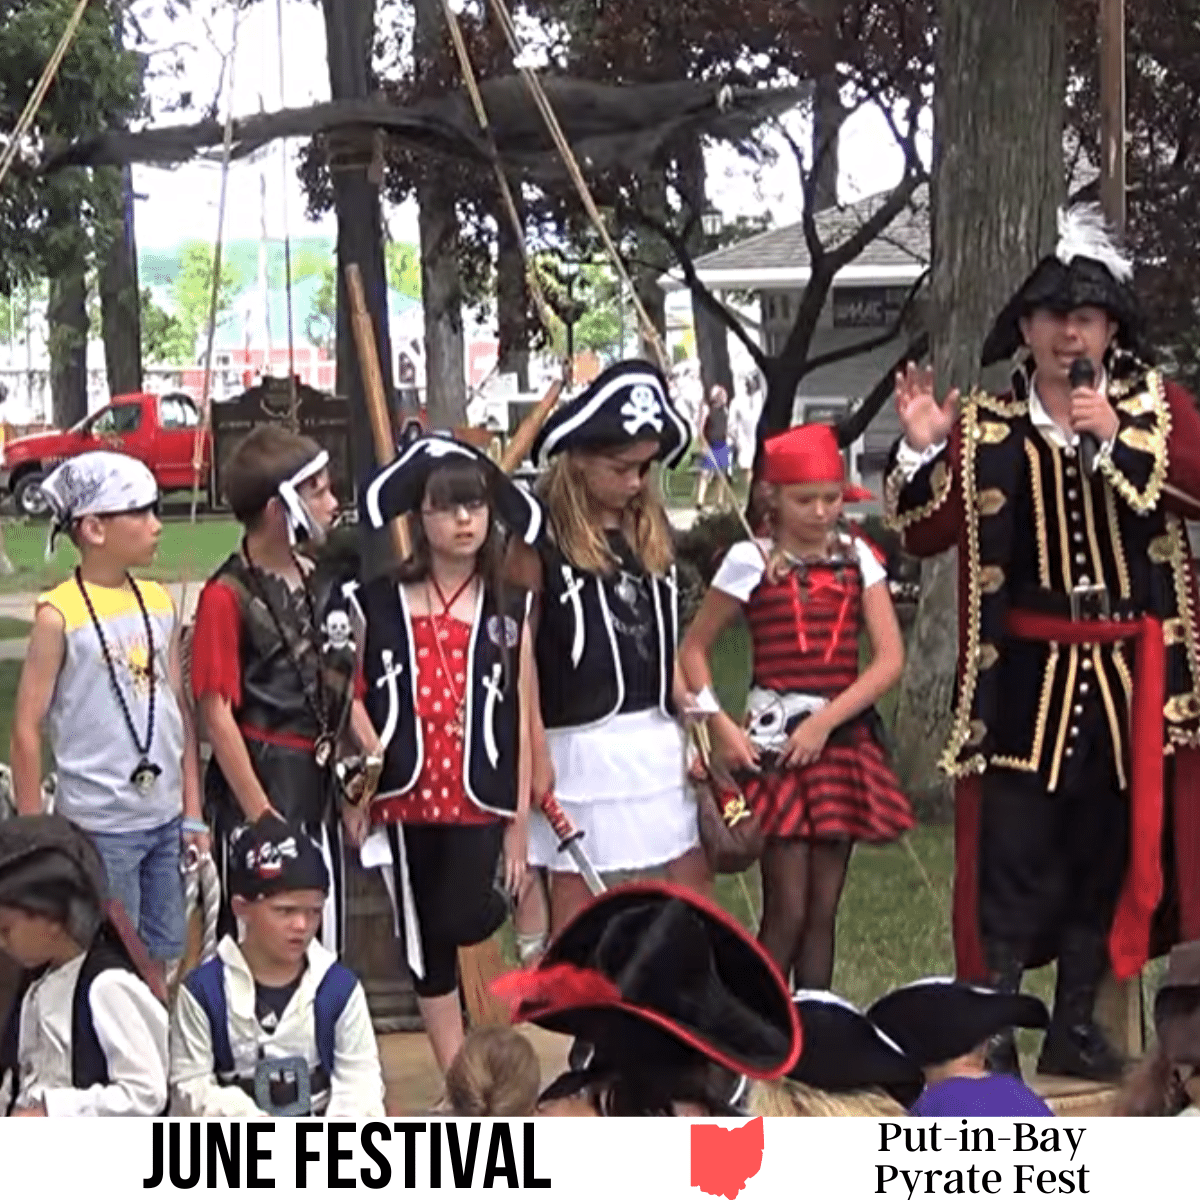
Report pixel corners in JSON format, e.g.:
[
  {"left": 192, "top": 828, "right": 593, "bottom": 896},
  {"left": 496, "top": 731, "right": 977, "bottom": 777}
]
[{"left": 10, "top": 451, "right": 204, "bottom": 978}]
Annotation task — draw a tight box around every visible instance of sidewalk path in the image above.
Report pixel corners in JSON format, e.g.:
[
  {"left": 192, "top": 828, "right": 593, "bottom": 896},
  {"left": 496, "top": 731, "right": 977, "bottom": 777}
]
[{"left": 0, "top": 580, "right": 206, "bottom": 627}]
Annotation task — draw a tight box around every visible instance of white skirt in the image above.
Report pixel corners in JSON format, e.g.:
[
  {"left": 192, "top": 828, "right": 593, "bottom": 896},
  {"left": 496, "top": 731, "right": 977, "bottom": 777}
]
[{"left": 528, "top": 709, "right": 700, "bottom": 873}]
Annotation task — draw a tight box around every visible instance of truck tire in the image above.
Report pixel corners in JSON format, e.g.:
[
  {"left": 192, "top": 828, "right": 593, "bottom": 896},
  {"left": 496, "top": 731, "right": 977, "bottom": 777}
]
[{"left": 13, "top": 470, "right": 49, "bottom": 518}]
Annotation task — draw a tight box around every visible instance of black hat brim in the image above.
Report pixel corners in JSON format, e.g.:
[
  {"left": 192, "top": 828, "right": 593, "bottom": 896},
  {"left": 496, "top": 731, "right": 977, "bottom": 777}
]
[
  {"left": 361, "top": 435, "right": 543, "bottom": 546},
  {"left": 515, "top": 882, "right": 801, "bottom": 1080},
  {"left": 867, "top": 981, "right": 1050, "bottom": 1067},
  {"left": 531, "top": 360, "right": 692, "bottom": 469},
  {"left": 980, "top": 255, "right": 1145, "bottom": 366},
  {"left": 788, "top": 993, "right": 925, "bottom": 1107}
]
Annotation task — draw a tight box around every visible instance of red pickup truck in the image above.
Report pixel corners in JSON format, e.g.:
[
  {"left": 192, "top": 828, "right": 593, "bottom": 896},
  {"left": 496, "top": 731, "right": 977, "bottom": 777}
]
[{"left": 1, "top": 392, "right": 211, "bottom": 517}]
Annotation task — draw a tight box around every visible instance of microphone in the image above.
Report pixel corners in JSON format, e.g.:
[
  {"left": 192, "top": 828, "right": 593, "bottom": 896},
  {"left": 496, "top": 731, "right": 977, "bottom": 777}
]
[{"left": 1069, "top": 356, "right": 1099, "bottom": 476}]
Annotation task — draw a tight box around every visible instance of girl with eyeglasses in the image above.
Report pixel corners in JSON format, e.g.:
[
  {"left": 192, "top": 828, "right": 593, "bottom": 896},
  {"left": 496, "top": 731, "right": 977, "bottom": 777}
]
[{"left": 356, "top": 436, "right": 543, "bottom": 1072}]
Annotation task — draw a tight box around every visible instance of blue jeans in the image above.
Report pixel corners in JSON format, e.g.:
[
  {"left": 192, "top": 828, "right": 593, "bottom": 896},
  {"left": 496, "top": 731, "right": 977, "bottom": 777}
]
[{"left": 88, "top": 817, "right": 186, "bottom": 962}]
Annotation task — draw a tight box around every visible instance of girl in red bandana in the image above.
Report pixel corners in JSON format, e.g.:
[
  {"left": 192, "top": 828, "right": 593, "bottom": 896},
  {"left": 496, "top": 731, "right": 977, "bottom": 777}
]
[{"left": 679, "top": 424, "right": 914, "bottom": 988}]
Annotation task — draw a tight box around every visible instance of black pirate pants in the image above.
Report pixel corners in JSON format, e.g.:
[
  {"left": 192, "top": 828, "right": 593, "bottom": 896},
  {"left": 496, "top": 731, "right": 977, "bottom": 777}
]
[
  {"left": 389, "top": 821, "right": 507, "bottom": 998},
  {"left": 978, "top": 706, "right": 1130, "bottom": 961}
]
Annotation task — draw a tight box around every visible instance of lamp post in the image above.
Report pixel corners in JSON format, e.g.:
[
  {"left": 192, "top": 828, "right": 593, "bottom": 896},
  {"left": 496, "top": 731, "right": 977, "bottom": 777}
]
[
  {"left": 701, "top": 207, "right": 722, "bottom": 242},
  {"left": 559, "top": 257, "right": 586, "bottom": 388}
]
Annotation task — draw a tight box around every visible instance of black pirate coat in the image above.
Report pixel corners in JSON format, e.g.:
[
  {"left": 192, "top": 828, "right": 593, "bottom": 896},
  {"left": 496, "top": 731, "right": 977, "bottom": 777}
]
[
  {"left": 882, "top": 355, "right": 1200, "bottom": 980},
  {"left": 360, "top": 577, "right": 528, "bottom": 817},
  {"left": 535, "top": 537, "right": 680, "bottom": 731}
]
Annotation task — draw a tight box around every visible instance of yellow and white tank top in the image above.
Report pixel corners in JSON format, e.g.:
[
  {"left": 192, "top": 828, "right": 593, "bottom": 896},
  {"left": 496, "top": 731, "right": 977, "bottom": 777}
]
[{"left": 40, "top": 577, "right": 184, "bottom": 834}]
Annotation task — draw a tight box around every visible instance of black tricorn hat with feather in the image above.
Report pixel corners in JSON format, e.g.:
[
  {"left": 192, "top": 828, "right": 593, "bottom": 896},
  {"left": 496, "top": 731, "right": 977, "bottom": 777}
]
[{"left": 981, "top": 205, "right": 1150, "bottom": 367}]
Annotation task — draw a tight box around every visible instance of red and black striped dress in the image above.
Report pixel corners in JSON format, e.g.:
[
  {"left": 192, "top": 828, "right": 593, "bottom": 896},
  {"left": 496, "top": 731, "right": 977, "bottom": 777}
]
[{"left": 713, "top": 538, "right": 914, "bottom": 842}]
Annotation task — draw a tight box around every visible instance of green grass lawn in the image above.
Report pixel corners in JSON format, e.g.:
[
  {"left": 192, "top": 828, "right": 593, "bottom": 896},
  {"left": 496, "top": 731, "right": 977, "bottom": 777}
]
[
  {"left": 0, "top": 518, "right": 240, "bottom": 594},
  {"left": 0, "top": 617, "right": 31, "bottom": 639}
]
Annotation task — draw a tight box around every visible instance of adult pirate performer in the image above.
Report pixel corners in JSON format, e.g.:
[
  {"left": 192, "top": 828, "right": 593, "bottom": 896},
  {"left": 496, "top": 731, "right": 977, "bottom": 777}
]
[
  {"left": 191, "top": 425, "right": 384, "bottom": 958},
  {"left": 522, "top": 360, "right": 712, "bottom": 937},
  {"left": 885, "top": 205, "right": 1200, "bottom": 1081}
]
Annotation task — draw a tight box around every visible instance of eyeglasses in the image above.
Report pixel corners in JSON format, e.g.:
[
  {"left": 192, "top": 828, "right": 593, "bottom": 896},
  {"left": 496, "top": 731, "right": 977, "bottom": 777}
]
[{"left": 422, "top": 498, "right": 488, "bottom": 516}]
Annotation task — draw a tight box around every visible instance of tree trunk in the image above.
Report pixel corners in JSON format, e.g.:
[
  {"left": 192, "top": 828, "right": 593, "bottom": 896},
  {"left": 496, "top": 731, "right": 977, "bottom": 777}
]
[
  {"left": 811, "top": 71, "right": 846, "bottom": 213},
  {"left": 321, "top": 0, "right": 396, "bottom": 567},
  {"left": 99, "top": 165, "right": 143, "bottom": 396},
  {"left": 678, "top": 136, "right": 733, "bottom": 398},
  {"left": 495, "top": 204, "right": 529, "bottom": 392},
  {"left": 413, "top": 0, "right": 467, "bottom": 427},
  {"left": 48, "top": 269, "right": 89, "bottom": 428},
  {"left": 632, "top": 173, "right": 670, "bottom": 364},
  {"left": 890, "top": 0, "right": 1065, "bottom": 813}
]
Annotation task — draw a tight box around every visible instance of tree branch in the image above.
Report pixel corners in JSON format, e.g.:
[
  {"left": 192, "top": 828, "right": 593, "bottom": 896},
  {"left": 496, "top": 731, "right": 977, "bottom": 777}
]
[
  {"left": 632, "top": 206, "right": 768, "bottom": 371},
  {"left": 801, "top": 266, "right": 928, "bottom": 375},
  {"left": 834, "top": 330, "right": 930, "bottom": 447}
]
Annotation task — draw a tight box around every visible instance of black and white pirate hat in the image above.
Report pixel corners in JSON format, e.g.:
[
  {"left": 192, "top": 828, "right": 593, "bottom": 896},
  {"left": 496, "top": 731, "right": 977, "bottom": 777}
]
[
  {"left": 788, "top": 990, "right": 925, "bottom": 1106},
  {"left": 361, "top": 433, "right": 543, "bottom": 546},
  {"left": 981, "top": 204, "right": 1148, "bottom": 366},
  {"left": 227, "top": 814, "right": 330, "bottom": 900},
  {"left": 39, "top": 450, "right": 159, "bottom": 560},
  {"left": 530, "top": 359, "right": 692, "bottom": 469},
  {"left": 866, "top": 977, "right": 1050, "bottom": 1068},
  {"left": 276, "top": 448, "right": 331, "bottom": 547}
]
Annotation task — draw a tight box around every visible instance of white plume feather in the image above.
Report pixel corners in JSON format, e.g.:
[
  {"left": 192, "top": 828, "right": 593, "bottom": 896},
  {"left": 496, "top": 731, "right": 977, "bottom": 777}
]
[{"left": 1055, "top": 204, "right": 1133, "bottom": 281}]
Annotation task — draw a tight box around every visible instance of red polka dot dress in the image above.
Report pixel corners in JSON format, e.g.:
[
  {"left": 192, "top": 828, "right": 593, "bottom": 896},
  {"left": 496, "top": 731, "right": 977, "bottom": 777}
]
[{"left": 371, "top": 615, "right": 496, "bottom": 828}]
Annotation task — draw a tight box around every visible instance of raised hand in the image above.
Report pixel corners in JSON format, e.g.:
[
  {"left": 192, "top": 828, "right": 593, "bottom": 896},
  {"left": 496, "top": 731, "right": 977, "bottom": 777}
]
[{"left": 894, "top": 363, "right": 960, "bottom": 452}]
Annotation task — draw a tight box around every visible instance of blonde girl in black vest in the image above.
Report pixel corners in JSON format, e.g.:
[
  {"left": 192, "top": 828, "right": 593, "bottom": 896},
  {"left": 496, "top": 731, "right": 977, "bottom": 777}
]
[{"left": 520, "top": 360, "right": 714, "bottom": 937}]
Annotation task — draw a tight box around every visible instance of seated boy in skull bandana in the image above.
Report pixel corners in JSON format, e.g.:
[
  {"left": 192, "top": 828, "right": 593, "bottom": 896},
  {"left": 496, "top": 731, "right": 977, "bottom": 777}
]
[
  {"left": 169, "top": 816, "right": 385, "bottom": 1118},
  {"left": 0, "top": 815, "right": 169, "bottom": 1117}
]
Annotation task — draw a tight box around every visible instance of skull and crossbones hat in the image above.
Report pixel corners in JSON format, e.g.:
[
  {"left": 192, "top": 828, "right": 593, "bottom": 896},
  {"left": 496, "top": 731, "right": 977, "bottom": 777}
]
[
  {"left": 531, "top": 359, "right": 692, "bottom": 469},
  {"left": 227, "top": 814, "right": 330, "bottom": 900},
  {"left": 40, "top": 450, "right": 159, "bottom": 558}
]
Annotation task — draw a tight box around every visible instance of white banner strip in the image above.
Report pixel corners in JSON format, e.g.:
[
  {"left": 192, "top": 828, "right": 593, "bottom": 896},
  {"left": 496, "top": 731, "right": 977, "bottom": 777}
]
[{"left": 1, "top": 1116, "right": 1192, "bottom": 1196}]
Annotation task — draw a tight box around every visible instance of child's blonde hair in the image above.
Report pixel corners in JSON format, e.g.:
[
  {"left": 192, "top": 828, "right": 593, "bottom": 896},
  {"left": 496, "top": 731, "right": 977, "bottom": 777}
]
[
  {"left": 445, "top": 1027, "right": 541, "bottom": 1117},
  {"left": 747, "top": 1078, "right": 907, "bottom": 1117},
  {"left": 539, "top": 452, "right": 674, "bottom": 576}
]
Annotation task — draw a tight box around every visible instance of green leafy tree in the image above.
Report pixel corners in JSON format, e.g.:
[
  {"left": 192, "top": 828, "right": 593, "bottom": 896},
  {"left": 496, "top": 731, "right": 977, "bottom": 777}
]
[
  {"left": 170, "top": 242, "right": 238, "bottom": 364},
  {"left": 305, "top": 261, "right": 336, "bottom": 356},
  {"left": 140, "top": 288, "right": 189, "bottom": 365},
  {"left": 385, "top": 242, "right": 422, "bottom": 298}
]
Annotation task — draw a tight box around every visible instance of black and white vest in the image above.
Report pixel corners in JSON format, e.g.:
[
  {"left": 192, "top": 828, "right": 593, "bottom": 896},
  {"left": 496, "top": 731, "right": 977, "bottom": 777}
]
[
  {"left": 535, "top": 540, "right": 679, "bottom": 731},
  {"left": 360, "top": 576, "right": 528, "bottom": 816}
]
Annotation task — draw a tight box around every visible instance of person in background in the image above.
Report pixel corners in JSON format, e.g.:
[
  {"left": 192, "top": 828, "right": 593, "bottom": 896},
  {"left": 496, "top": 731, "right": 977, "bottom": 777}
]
[
  {"left": 1114, "top": 939, "right": 1200, "bottom": 1116},
  {"left": 749, "top": 990, "right": 921, "bottom": 1117},
  {"left": 169, "top": 816, "right": 385, "bottom": 1119},
  {"left": 695, "top": 384, "right": 731, "bottom": 509},
  {"left": 11, "top": 451, "right": 203, "bottom": 980},
  {"left": 867, "top": 977, "right": 1054, "bottom": 1117},
  {"left": 0, "top": 815, "right": 169, "bottom": 1117},
  {"left": 445, "top": 1026, "right": 541, "bottom": 1117}
]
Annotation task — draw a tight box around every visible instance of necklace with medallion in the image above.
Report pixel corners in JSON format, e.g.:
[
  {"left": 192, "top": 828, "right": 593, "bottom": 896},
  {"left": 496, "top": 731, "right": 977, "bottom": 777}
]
[{"left": 427, "top": 573, "right": 475, "bottom": 740}]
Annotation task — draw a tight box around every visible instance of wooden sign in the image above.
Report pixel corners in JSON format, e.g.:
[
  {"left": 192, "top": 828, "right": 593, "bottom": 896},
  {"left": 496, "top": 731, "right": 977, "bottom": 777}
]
[{"left": 210, "top": 376, "right": 356, "bottom": 509}]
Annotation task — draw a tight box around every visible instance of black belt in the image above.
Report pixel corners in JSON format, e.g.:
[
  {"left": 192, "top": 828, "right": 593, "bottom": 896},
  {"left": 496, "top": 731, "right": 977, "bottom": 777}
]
[{"left": 1011, "top": 585, "right": 1141, "bottom": 624}]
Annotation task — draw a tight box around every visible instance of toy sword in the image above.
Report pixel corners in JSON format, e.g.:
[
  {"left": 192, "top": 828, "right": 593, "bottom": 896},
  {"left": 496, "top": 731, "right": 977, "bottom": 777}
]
[{"left": 537, "top": 792, "right": 605, "bottom": 896}]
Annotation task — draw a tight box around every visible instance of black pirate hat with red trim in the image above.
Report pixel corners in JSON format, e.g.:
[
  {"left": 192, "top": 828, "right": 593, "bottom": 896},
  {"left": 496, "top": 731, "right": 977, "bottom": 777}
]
[
  {"left": 530, "top": 359, "right": 693, "bottom": 469},
  {"left": 980, "top": 205, "right": 1150, "bottom": 367},
  {"left": 789, "top": 990, "right": 925, "bottom": 1106},
  {"left": 491, "top": 880, "right": 801, "bottom": 1080}
]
